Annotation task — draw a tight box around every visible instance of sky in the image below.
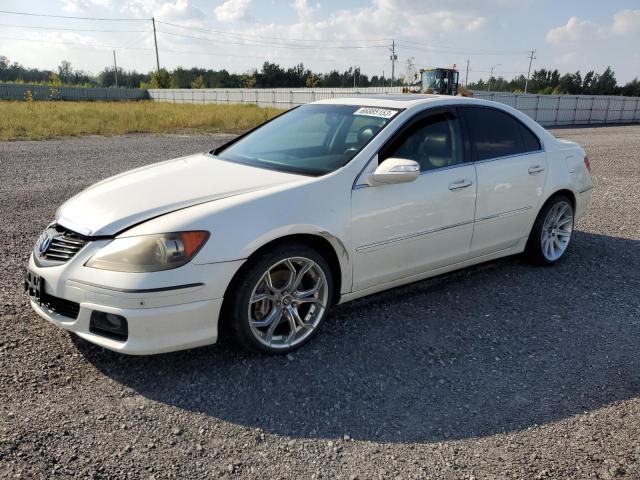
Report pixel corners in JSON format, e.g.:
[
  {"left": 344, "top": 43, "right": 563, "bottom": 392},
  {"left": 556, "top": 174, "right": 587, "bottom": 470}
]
[{"left": 1, "top": 0, "right": 639, "bottom": 83}]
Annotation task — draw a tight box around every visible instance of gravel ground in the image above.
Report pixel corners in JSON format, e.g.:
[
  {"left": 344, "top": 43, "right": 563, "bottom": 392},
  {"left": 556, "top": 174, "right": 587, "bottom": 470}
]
[{"left": 1, "top": 126, "right": 639, "bottom": 479}]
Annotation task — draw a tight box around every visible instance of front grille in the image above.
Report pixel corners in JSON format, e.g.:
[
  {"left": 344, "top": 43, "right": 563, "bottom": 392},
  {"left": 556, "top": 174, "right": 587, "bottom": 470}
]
[
  {"left": 41, "top": 293, "right": 80, "bottom": 319},
  {"left": 39, "top": 225, "right": 88, "bottom": 263}
]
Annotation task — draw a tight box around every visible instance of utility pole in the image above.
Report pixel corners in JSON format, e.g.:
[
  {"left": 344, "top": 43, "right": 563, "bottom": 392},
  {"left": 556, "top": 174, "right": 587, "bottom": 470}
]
[
  {"left": 152, "top": 17, "right": 160, "bottom": 73},
  {"left": 524, "top": 49, "right": 536, "bottom": 93},
  {"left": 488, "top": 63, "right": 501, "bottom": 92},
  {"left": 389, "top": 40, "right": 397, "bottom": 86},
  {"left": 465, "top": 59, "right": 469, "bottom": 87},
  {"left": 112, "top": 50, "right": 118, "bottom": 88},
  {"left": 353, "top": 67, "right": 357, "bottom": 88}
]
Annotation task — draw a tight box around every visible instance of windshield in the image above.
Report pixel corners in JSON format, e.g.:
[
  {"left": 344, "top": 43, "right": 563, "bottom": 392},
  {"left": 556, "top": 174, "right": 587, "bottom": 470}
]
[
  {"left": 216, "top": 104, "right": 400, "bottom": 176},
  {"left": 422, "top": 71, "right": 445, "bottom": 92}
]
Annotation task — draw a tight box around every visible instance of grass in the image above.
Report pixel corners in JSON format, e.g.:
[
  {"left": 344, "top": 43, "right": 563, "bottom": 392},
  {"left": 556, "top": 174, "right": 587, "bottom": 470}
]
[{"left": 0, "top": 100, "right": 284, "bottom": 141}]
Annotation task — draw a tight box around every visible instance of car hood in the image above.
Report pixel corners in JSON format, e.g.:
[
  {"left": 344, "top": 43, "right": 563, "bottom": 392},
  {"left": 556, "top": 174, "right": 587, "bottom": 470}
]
[{"left": 56, "top": 153, "right": 305, "bottom": 236}]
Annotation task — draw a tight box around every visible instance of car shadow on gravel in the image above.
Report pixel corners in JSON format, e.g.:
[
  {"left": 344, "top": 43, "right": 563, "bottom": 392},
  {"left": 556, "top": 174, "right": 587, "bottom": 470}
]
[{"left": 75, "top": 230, "right": 640, "bottom": 443}]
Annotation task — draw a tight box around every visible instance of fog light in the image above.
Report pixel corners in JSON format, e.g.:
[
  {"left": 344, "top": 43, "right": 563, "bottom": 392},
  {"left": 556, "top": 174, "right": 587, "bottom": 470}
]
[{"left": 90, "top": 311, "right": 128, "bottom": 341}]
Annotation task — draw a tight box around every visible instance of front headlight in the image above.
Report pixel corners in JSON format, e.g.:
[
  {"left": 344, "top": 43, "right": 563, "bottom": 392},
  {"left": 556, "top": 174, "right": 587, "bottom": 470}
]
[{"left": 86, "top": 231, "right": 209, "bottom": 272}]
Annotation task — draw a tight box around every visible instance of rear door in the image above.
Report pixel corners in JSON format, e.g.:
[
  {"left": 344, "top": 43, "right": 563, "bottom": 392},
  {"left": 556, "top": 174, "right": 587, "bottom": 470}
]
[{"left": 460, "top": 106, "right": 547, "bottom": 256}]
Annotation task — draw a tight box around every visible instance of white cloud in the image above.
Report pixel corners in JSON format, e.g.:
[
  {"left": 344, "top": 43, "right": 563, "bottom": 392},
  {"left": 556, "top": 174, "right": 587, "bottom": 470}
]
[
  {"left": 546, "top": 9, "right": 640, "bottom": 46},
  {"left": 157, "top": 0, "right": 205, "bottom": 25},
  {"left": 291, "top": 0, "right": 316, "bottom": 22},
  {"left": 122, "top": 0, "right": 205, "bottom": 25},
  {"left": 543, "top": 10, "right": 640, "bottom": 82},
  {"left": 63, "top": 0, "right": 112, "bottom": 13},
  {"left": 214, "top": 0, "right": 252, "bottom": 23},
  {"left": 545, "top": 16, "right": 607, "bottom": 45},
  {"left": 611, "top": 9, "right": 640, "bottom": 35}
]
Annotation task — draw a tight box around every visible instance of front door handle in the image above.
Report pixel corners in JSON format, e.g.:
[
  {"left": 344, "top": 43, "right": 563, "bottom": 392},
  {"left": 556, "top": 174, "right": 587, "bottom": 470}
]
[
  {"left": 528, "top": 165, "right": 545, "bottom": 174},
  {"left": 449, "top": 179, "right": 473, "bottom": 190}
]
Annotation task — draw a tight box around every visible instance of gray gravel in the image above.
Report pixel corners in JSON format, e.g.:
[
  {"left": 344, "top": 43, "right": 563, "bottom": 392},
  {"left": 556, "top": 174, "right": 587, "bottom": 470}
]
[{"left": 1, "top": 127, "right": 639, "bottom": 479}]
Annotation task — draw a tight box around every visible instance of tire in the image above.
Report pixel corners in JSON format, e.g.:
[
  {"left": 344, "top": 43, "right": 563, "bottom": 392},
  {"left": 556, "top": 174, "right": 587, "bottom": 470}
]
[
  {"left": 224, "top": 242, "right": 334, "bottom": 354},
  {"left": 525, "top": 194, "right": 574, "bottom": 266}
]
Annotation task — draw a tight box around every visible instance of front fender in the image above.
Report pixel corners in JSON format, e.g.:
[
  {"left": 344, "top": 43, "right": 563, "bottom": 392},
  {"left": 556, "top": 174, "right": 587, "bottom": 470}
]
[{"left": 121, "top": 175, "right": 354, "bottom": 294}]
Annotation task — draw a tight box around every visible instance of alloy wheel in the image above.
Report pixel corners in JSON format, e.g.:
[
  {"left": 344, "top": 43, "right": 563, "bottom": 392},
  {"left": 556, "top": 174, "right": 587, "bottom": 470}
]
[
  {"left": 247, "top": 256, "right": 328, "bottom": 350},
  {"left": 540, "top": 200, "right": 573, "bottom": 261}
]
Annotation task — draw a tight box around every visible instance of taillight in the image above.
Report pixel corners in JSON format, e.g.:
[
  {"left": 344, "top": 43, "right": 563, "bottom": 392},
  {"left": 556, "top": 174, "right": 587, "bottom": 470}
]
[{"left": 584, "top": 155, "right": 592, "bottom": 176}]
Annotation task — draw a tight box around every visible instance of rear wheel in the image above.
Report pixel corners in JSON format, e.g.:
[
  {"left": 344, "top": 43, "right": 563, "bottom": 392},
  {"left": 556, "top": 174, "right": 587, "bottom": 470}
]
[
  {"left": 226, "top": 243, "right": 333, "bottom": 354},
  {"left": 525, "top": 194, "right": 574, "bottom": 265}
]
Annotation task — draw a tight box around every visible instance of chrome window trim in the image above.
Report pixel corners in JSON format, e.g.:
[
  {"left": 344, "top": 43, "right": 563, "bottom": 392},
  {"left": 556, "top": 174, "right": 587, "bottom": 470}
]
[
  {"left": 420, "top": 162, "right": 470, "bottom": 175},
  {"left": 473, "top": 149, "right": 545, "bottom": 165},
  {"left": 355, "top": 219, "right": 474, "bottom": 252},
  {"left": 457, "top": 104, "right": 546, "bottom": 161}
]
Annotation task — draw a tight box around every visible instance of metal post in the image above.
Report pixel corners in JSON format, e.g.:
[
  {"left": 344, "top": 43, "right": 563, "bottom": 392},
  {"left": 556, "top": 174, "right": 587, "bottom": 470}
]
[
  {"left": 112, "top": 50, "right": 118, "bottom": 88},
  {"left": 152, "top": 17, "right": 160, "bottom": 73},
  {"left": 465, "top": 59, "right": 469, "bottom": 87},
  {"left": 488, "top": 64, "right": 501, "bottom": 92},
  {"left": 524, "top": 50, "right": 535, "bottom": 94},
  {"left": 389, "top": 40, "right": 396, "bottom": 86},
  {"left": 604, "top": 97, "right": 612, "bottom": 124}
]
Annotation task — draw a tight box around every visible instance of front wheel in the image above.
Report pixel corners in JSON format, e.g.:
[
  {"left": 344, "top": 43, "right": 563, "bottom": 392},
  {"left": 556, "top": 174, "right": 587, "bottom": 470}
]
[
  {"left": 225, "top": 243, "right": 334, "bottom": 354},
  {"left": 525, "top": 194, "right": 574, "bottom": 265}
]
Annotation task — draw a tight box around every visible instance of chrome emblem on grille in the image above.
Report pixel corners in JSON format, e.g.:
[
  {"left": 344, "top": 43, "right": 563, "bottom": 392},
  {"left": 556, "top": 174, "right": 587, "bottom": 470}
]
[{"left": 38, "top": 231, "right": 54, "bottom": 254}]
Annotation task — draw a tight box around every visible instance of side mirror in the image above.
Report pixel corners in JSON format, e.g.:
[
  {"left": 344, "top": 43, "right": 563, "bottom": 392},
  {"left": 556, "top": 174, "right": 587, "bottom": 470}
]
[{"left": 367, "top": 158, "right": 420, "bottom": 186}]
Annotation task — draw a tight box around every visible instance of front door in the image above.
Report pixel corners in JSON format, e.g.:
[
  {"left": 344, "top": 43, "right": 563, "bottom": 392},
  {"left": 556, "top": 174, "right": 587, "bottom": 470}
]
[{"left": 351, "top": 109, "right": 477, "bottom": 292}]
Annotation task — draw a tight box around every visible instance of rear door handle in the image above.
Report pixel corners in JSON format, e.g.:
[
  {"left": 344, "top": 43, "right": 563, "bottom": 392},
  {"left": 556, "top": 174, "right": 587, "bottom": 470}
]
[
  {"left": 448, "top": 179, "right": 473, "bottom": 190},
  {"left": 528, "top": 165, "right": 545, "bottom": 174}
]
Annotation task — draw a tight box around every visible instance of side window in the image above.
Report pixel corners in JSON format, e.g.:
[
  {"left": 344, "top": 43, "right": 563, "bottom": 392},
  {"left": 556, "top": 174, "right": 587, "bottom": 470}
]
[
  {"left": 381, "top": 111, "right": 464, "bottom": 172},
  {"left": 519, "top": 123, "right": 542, "bottom": 152},
  {"left": 462, "top": 107, "right": 535, "bottom": 160}
]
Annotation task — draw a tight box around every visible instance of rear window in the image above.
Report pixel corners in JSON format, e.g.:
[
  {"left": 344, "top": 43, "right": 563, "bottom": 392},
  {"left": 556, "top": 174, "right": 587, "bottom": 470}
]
[{"left": 461, "top": 107, "right": 540, "bottom": 161}]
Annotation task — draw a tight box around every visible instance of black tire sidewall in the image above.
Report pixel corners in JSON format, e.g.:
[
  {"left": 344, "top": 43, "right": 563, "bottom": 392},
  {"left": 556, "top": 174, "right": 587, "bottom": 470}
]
[
  {"left": 526, "top": 194, "right": 574, "bottom": 266},
  {"left": 227, "top": 243, "right": 334, "bottom": 354}
]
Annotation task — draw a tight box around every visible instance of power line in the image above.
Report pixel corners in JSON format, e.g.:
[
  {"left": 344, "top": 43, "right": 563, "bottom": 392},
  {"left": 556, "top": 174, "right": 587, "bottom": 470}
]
[
  {"left": 0, "top": 9, "right": 148, "bottom": 21},
  {"left": 154, "top": 19, "right": 392, "bottom": 45},
  {"left": 396, "top": 42, "right": 529, "bottom": 56},
  {"left": 397, "top": 38, "right": 530, "bottom": 55},
  {"left": 0, "top": 23, "right": 148, "bottom": 33},
  {"left": 157, "top": 29, "right": 389, "bottom": 50},
  {"left": 0, "top": 36, "right": 381, "bottom": 66},
  {"left": 0, "top": 35, "right": 141, "bottom": 50}
]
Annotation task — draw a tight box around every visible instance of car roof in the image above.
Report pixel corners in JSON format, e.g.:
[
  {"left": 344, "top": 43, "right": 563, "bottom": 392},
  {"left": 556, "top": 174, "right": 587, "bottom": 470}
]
[{"left": 311, "top": 94, "right": 486, "bottom": 109}]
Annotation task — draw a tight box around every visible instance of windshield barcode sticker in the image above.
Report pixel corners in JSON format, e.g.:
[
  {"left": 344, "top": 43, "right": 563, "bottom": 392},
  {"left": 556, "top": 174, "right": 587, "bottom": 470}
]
[{"left": 353, "top": 107, "right": 398, "bottom": 119}]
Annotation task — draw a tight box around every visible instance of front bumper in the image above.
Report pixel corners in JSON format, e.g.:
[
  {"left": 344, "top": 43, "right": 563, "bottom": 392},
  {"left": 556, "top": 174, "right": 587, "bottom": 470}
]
[{"left": 27, "top": 253, "right": 244, "bottom": 355}]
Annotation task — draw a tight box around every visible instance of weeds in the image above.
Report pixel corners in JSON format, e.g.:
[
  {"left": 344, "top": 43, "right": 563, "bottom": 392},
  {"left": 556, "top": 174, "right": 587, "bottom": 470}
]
[{"left": 0, "top": 101, "right": 284, "bottom": 141}]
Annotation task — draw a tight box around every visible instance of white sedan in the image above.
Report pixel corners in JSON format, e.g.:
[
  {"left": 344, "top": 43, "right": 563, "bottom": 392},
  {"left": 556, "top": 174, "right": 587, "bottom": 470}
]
[{"left": 25, "top": 95, "right": 593, "bottom": 355}]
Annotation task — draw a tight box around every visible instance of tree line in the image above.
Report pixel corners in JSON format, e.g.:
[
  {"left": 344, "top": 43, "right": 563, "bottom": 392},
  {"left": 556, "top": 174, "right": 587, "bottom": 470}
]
[
  {"left": 0, "top": 56, "right": 396, "bottom": 90},
  {"left": 468, "top": 67, "right": 640, "bottom": 97},
  {"left": 1, "top": 55, "right": 639, "bottom": 96}
]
